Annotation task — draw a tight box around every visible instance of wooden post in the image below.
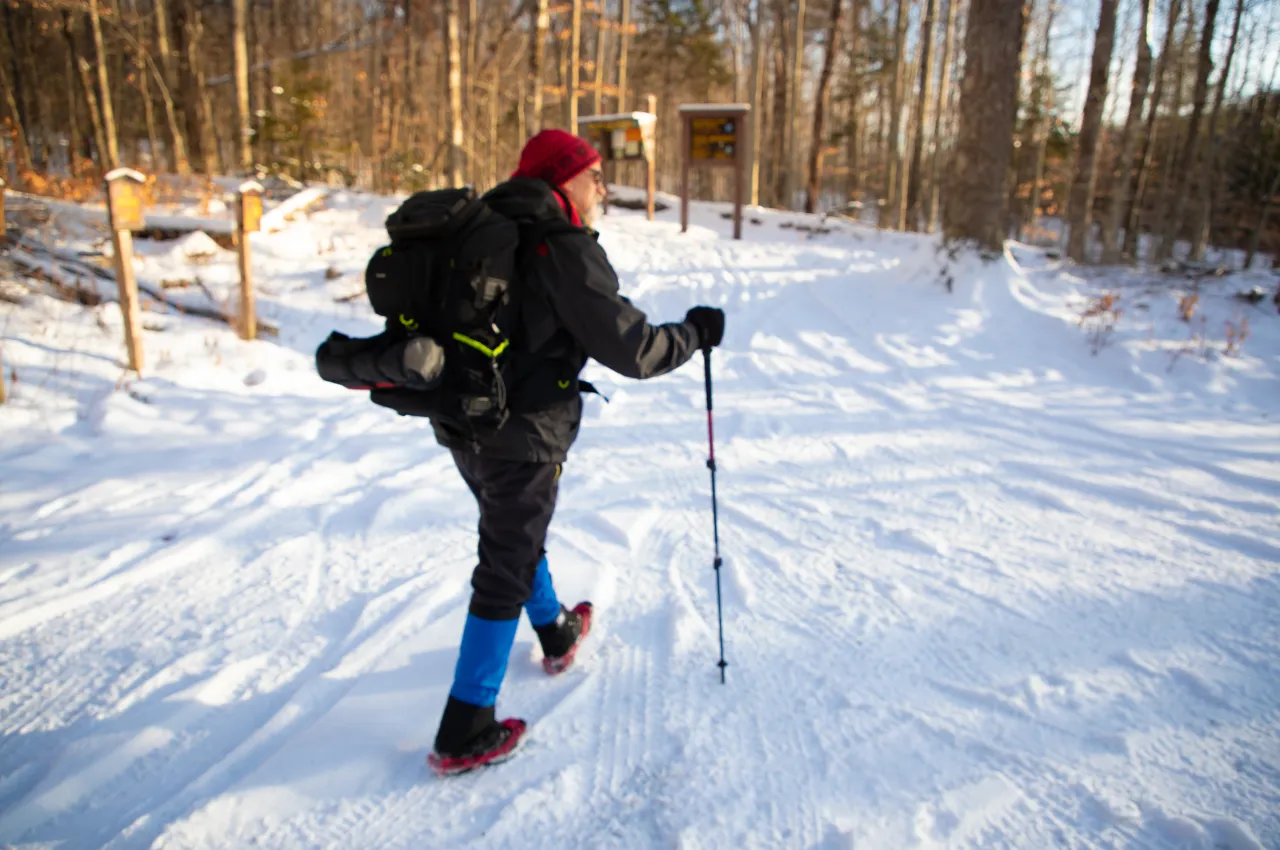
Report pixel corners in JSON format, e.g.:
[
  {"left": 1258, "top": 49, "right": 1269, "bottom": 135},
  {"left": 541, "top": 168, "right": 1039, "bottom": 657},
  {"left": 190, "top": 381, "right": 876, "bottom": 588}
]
[
  {"left": 679, "top": 104, "right": 750, "bottom": 239},
  {"left": 734, "top": 118, "right": 747, "bottom": 240},
  {"left": 104, "top": 168, "right": 146, "bottom": 374},
  {"left": 236, "top": 181, "right": 263, "bottom": 341},
  {"left": 646, "top": 94, "right": 657, "bottom": 221},
  {"left": 680, "top": 111, "right": 690, "bottom": 233}
]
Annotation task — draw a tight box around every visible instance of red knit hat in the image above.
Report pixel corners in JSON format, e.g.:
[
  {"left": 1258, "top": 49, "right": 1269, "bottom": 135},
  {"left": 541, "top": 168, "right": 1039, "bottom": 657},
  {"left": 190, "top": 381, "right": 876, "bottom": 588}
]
[{"left": 512, "top": 129, "right": 602, "bottom": 186}]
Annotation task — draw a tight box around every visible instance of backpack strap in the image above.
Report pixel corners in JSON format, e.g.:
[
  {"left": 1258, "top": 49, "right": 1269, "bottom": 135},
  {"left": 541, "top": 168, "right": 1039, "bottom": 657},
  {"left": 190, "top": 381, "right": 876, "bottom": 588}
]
[{"left": 578, "top": 380, "right": 609, "bottom": 402}]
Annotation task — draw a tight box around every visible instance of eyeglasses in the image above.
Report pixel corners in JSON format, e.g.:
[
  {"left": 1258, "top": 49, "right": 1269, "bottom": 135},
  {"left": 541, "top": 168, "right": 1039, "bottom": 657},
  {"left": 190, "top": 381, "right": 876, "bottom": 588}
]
[{"left": 588, "top": 169, "right": 604, "bottom": 186}]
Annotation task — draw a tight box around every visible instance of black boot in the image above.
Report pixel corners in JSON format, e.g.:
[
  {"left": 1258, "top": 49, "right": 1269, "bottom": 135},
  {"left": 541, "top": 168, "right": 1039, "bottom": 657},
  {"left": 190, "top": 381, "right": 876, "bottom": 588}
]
[
  {"left": 534, "top": 602, "right": 593, "bottom": 675},
  {"left": 429, "top": 696, "right": 527, "bottom": 777}
]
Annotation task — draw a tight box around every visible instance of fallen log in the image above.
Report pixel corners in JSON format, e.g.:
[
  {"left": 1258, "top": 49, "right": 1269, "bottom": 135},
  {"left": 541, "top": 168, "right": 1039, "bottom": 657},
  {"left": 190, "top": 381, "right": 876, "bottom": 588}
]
[{"left": 8, "top": 237, "right": 279, "bottom": 337}]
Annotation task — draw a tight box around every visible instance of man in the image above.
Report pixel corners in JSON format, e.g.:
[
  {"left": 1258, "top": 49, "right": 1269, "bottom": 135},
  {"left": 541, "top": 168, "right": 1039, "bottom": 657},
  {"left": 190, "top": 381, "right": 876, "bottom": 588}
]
[{"left": 429, "top": 129, "right": 726, "bottom": 776}]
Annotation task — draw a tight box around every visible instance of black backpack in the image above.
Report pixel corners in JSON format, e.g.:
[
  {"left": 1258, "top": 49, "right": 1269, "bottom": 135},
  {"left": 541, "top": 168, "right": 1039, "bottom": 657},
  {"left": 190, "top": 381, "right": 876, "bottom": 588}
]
[{"left": 318, "top": 187, "right": 559, "bottom": 440}]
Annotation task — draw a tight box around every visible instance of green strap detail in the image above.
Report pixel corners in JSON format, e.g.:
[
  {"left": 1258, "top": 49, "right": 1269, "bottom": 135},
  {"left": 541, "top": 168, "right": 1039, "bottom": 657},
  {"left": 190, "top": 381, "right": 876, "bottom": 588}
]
[{"left": 452, "top": 333, "right": 509, "bottom": 359}]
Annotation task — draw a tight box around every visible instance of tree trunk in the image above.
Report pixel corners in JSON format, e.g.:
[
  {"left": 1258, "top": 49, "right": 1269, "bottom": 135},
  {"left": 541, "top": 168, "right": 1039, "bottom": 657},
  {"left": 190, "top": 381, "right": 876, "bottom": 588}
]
[
  {"left": 7, "top": 4, "right": 46, "bottom": 169},
  {"left": 846, "top": 0, "right": 863, "bottom": 198},
  {"left": 132, "top": 0, "right": 162, "bottom": 171},
  {"left": 446, "top": 0, "right": 464, "bottom": 184},
  {"left": 177, "top": 0, "right": 217, "bottom": 176},
  {"left": 770, "top": 3, "right": 789, "bottom": 208},
  {"left": 154, "top": 0, "right": 178, "bottom": 93},
  {"left": 407, "top": 0, "right": 421, "bottom": 153},
  {"left": 76, "top": 57, "right": 109, "bottom": 174},
  {"left": 619, "top": 0, "right": 633, "bottom": 112},
  {"left": 944, "top": 0, "right": 1028, "bottom": 252},
  {"left": 63, "top": 12, "right": 105, "bottom": 174},
  {"left": 1189, "top": 0, "right": 1243, "bottom": 261},
  {"left": 784, "top": 0, "right": 807, "bottom": 209},
  {"left": 1122, "top": 0, "right": 1183, "bottom": 260},
  {"left": 65, "top": 42, "right": 84, "bottom": 173},
  {"left": 1065, "top": 0, "right": 1118, "bottom": 263},
  {"left": 1145, "top": 4, "right": 1195, "bottom": 260},
  {"left": 489, "top": 63, "right": 500, "bottom": 189},
  {"left": 529, "top": 0, "right": 548, "bottom": 134},
  {"left": 1155, "top": 0, "right": 1220, "bottom": 262},
  {"left": 154, "top": 0, "right": 188, "bottom": 170},
  {"left": 1099, "top": 0, "right": 1152, "bottom": 262},
  {"left": 0, "top": 33, "right": 31, "bottom": 176},
  {"left": 0, "top": 4, "right": 32, "bottom": 176},
  {"left": 593, "top": 5, "right": 608, "bottom": 116},
  {"left": 905, "top": 0, "right": 937, "bottom": 230},
  {"left": 747, "top": 0, "right": 764, "bottom": 205},
  {"left": 885, "top": 0, "right": 911, "bottom": 224},
  {"left": 1243, "top": 167, "right": 1279, "bottom": 271},
  {"left": 806, "top": 0, "right": 844, "bottom": 213},
  {"left": 1020, "top": 0, "right": 1055, "bottom": 240},
  {"left": 569, "top": 0, "right": 582, "bottom": 130},
  {"left": 89, "top": 0, "right": 120, "bottom": 170}
]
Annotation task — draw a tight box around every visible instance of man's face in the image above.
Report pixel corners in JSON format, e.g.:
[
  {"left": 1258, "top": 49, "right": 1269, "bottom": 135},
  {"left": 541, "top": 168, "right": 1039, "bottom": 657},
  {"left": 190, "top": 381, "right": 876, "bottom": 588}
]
[{"left": 561, "top": 164, "right": 607, "bottom": 226}]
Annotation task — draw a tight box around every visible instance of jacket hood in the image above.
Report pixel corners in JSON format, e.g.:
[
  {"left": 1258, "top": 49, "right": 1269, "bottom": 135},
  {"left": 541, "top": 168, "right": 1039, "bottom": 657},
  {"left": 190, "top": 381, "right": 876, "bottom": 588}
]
[{"left": 483, "top": 178, "right": 575, "bottom": 225}]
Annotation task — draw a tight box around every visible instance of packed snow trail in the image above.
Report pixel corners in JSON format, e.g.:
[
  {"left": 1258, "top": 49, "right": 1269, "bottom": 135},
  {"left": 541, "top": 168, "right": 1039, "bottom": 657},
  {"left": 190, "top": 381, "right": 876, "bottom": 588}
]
[{"left": 1, "top": 193, "right": 1278, "bottom": 849}]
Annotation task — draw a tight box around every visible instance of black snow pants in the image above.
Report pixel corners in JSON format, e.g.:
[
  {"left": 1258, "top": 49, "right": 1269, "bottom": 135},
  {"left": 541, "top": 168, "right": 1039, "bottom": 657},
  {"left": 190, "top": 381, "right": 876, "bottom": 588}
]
[{"left": 451, "top": 450, "right": 561, "bottom": 620}]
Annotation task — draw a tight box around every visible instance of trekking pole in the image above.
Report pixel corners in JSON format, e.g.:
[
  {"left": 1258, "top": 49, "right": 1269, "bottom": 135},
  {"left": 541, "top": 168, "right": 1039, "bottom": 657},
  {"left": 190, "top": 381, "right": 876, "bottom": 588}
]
[{"left": 703, "top": 348, "right": 728, "bottom": 684}]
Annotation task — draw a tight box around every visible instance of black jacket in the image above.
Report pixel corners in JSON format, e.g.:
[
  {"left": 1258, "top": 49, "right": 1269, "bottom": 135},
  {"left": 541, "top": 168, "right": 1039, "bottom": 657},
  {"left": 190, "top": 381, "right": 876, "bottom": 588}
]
[{"left": 431, "top": 178, "right": 701, "bottom": 462}]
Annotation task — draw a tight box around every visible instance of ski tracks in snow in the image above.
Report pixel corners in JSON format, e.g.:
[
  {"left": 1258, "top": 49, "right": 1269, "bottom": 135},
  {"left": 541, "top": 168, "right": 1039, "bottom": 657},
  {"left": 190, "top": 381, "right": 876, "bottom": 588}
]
[{"left": 1, "top": 210, "right": 1277, "bottom": 847}]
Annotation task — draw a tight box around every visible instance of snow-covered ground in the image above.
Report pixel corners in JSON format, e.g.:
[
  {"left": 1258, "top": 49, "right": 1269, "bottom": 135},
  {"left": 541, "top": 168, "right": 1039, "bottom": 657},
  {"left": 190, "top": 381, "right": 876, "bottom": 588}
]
[{"left": 1, "top": 186, "right": 1278, "bottom": 850}]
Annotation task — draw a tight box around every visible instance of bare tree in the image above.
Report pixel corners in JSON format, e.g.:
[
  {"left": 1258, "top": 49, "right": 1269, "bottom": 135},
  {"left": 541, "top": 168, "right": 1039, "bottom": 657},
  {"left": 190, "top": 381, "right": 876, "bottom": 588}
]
[
  {"left": 0, "top": 15, "right": 32, "bottom": 176},
  {"left": 569, "top": 0, "right": 582, "bottom": 129},
  {"left": 1122, "top": 0, "right": 1184, "bottom": 260},
  {"left": 1100, "top": 0, "right": 1153, "bottom": 262},
  {"left": 785, "top": 0, "right": 807, "bottom": 208},
  {"left": 1020, "top": 0, "right": 1056, "bottom": 240},
  {"left": 927, "top": 0, "right": 960, "bottom": 231},
  {"left": 746, "top": 0, "right": 764, "bottom": 205},
  {"left": 529, "top": 0, "right": 549, "bottom": 134},
  {"left": 944, "top": 0, "right": 1028, "bottom": 251},
  {"left": 885, "top": 0, "right": 912, "bottom": 223},
  {"left": 1155, "top": 0, "right": 1221, "bottom": 262},
  {"left": 905, "top": 0, "right": 937, "bottom": 230},
  {"left": 1065, "top": 0, "right": 1118, "bottom": 262},
  {"left": 1189, "top": 0, "right": 1244, "bottom": 261},
  {"left": 89, "top": 0, "right": 120, "bottom": 170},
  {"left": 446, "top": 0, "right": 464, "bottom": 184},
  {"left": 619, "top": 0, "right": 632, "bottom": 111},
  {"left": 232, "top": 0, "right": 252, "bottom": 171},
  {"left": 806, "top": 0, "right": 844, "bottom": 213}
]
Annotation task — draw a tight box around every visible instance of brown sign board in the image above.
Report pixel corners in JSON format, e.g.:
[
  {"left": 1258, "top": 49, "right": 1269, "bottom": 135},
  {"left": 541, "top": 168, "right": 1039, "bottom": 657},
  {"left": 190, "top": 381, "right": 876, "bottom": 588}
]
[
  {"left": 106, "top": 168, "right": 147, "bottom": 232},
  {"left": 678, "top": 104, "right": 751, "bottom": 239},
  {"left": 578, "top": 113, "right": 656, "bottom": 163},
  {"left": 689, "top": 117, "right": 740, "bottom": 163}
]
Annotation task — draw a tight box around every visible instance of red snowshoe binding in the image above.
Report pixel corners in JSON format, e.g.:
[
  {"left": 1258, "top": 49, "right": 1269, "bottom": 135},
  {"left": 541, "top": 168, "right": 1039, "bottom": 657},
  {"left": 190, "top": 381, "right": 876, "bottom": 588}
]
[
  {"left": 535, "top": 602, "right": 593, "bottom": 675},
  {"left": 428, "top": 698, "right": 527, "bottom": 777}
]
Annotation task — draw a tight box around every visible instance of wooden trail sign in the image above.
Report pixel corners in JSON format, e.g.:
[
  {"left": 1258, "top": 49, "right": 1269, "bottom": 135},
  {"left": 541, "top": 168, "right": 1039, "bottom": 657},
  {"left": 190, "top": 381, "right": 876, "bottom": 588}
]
[
  {"left": 236, "top": 181, "right": 264, "bottom": 341},
  {"left": 104, "top": 168, "right": 147, "bottom": 373},
  {"left": 679, "top": 104, "right": 750, "bottom": 240},
  {"left": 578, "top": 111, "right": 657, "bottom": 220}
]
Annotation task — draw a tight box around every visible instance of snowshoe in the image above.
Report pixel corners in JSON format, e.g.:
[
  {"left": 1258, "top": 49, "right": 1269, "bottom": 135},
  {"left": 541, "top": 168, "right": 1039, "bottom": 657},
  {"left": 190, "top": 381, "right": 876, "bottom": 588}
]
[
  {"left": 535, "top": 602, "right": 593, "bottom": 675},
  {"left": 428, "top": 697, "right": 527, "bottom": 777}
]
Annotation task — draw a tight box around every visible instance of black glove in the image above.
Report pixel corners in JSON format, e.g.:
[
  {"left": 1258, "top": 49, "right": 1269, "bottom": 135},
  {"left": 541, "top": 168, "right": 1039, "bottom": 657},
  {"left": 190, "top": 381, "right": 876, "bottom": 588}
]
[{"left": 684, "top": 306, "right": 725, "bottom": 349}]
